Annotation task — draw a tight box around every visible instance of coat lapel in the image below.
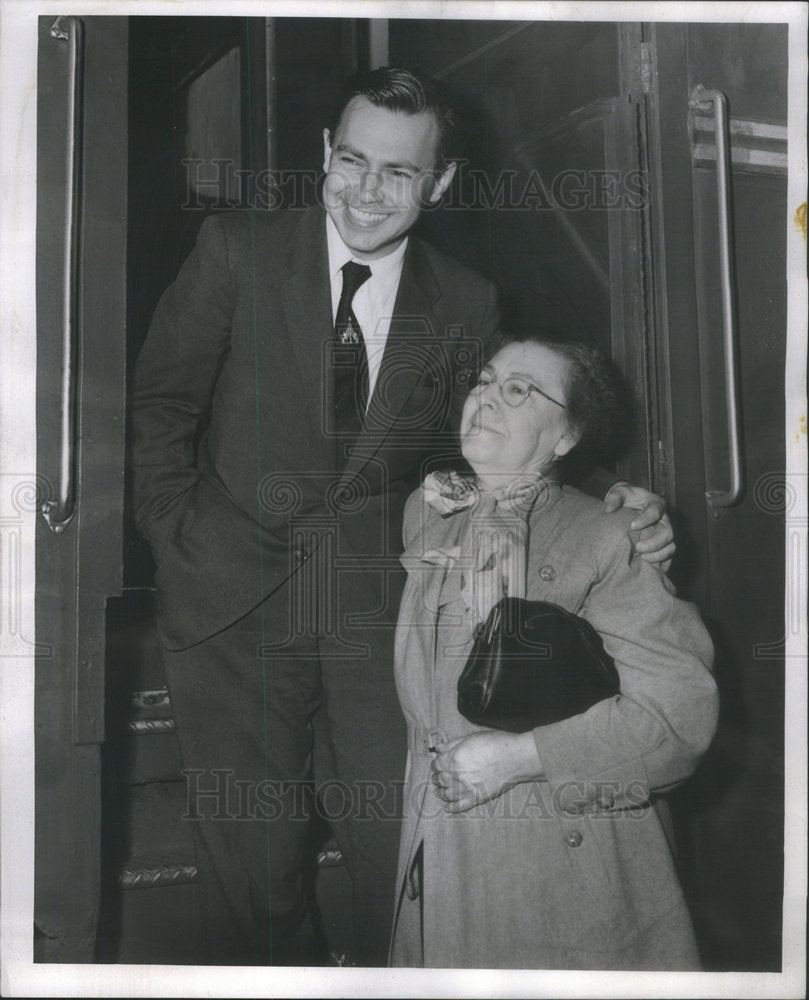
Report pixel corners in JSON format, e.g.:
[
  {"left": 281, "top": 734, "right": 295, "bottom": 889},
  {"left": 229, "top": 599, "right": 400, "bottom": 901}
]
[
  {"left": 280, "top": 208, "right": 335, "bottom": 464},
  {"left": 340, "top": 238, "right": 445, "bottom": 483},
  {"left": 397, "top": 501, "right": 468, "bottom": 723},
  {"left": 393, "top": 498, "right": 470, "bottom": 940},
  {"left": 369, "top": 237, "right": 443, "bottom": 426},
  {"left": 400, "top": 501, "right": 466, "bottom": 611}
]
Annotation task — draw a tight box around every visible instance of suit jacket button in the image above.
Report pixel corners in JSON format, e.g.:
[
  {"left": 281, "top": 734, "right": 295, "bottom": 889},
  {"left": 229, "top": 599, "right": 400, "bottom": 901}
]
[
  {"left": 565, "top": 830, "right": 583, "bottom": 848},
  {"left": 539, "top": 565, "right": 555, "bottom": 581}
]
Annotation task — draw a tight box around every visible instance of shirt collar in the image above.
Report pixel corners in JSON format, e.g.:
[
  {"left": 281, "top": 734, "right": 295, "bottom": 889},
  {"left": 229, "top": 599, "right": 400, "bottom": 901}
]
[{"left": 325, "top": 213, "right": 408, "bottom": 284}]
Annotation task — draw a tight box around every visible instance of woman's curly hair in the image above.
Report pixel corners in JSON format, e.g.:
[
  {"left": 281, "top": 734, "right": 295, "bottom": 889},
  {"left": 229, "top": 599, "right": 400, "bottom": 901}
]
[{"left": 483, "top": 329, "right": 630, "bottom": 475}]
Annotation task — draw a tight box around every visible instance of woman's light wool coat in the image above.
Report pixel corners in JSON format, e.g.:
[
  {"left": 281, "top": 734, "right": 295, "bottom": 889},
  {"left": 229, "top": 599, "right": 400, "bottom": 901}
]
[{"left": 390, "top": 482, "right": 718, "bottom": 970}]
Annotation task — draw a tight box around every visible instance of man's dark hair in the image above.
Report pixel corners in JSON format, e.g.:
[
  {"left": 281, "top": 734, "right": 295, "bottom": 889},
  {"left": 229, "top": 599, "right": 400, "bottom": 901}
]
[
  {"left": 329, "top": 66, "right": 457, "bottom": 167},
  {"left": 485, "top": 329, "right": 630, "bottom": 475}
]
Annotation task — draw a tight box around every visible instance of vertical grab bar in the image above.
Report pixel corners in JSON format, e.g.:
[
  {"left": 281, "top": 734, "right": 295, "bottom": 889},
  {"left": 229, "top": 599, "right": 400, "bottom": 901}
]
[
  {"left": 689, "top": 84, "right": 743, "bottom": 517},
  {"left": 40, "top": 16, "right": 84, "bottom": 534}
]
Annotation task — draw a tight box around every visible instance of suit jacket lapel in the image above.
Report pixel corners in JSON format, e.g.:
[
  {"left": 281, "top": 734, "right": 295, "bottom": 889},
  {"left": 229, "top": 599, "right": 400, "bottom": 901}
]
[
  {"left": 341, "top": 238, "right": 444, "bottom": 483},
  {"left": 370, "top": 236, "right": 443, "bottom": 425},
  {"left": 280, "top": 208, "right": 334, "bottom": 465}
]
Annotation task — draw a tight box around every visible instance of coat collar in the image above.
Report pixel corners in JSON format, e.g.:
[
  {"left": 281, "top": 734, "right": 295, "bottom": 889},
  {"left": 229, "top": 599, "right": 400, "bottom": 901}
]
[
  {"left": 399, "top": 495, "right": 470, "bottom": 618},
  {"left": 400, "top": 494, "right": 465, "bottom": 569},
  {"left": 401, "top": 480, "right": 566, "bottom": 601}
]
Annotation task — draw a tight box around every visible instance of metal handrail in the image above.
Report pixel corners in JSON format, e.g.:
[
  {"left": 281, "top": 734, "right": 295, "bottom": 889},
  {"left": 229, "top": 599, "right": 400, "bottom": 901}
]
[
  {"left": 40, "top": 16, "right": 84, "bottom": 534},
  {"left": 690, "top": 84, "right": 744, "bottom": 517}
]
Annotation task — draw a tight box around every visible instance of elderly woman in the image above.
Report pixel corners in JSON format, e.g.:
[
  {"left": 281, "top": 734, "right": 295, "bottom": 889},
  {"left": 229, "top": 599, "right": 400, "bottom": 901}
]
[{"left": 390, "top": 332, "right": 718, "bottom": 970}]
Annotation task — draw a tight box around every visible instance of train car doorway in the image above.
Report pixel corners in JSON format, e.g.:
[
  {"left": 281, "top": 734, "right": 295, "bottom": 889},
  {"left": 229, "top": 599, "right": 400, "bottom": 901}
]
[{"left": 22, "top": 9, "right": 801, "bottom": 981}]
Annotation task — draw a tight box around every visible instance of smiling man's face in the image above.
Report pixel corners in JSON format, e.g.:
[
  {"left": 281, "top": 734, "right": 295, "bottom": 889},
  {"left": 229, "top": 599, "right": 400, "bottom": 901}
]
[{"left": 322, "top": 96, "right": 456, "bottom": 261}]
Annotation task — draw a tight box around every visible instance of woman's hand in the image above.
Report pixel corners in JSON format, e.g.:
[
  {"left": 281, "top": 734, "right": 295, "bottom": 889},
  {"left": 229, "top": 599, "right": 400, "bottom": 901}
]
[
  {"left": 430, "top": 731, "right": 543, "bottom": 813},
  {"left": 603, "top": 482, "right": 675, "bottom": 571}
]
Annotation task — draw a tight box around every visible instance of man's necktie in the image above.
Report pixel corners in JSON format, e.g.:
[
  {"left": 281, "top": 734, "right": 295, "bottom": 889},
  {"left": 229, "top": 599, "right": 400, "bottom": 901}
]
[{"left": 333, "top": 260, "right": 372, "bottom": 443}]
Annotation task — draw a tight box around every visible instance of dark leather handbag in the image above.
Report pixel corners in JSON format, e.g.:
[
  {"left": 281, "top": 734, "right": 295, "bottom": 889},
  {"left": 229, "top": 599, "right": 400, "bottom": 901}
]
[{"left": 457, "top": 596, "right": 620, "bottom": 733}]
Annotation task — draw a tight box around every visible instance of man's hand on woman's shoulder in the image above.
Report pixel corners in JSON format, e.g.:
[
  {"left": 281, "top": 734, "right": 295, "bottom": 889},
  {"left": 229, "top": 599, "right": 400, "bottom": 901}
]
[{"left": 603, "top": 481, "right": 675, "bottom": 572}]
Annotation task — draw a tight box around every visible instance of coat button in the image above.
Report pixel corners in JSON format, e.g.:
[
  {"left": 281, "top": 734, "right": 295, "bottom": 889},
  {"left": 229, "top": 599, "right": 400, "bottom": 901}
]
[
  {"left": 539, "top": 565, "right": 555, "bottom": 581},
  {"left": 564, "top": 830, "right": 583, "bottom": 848}
]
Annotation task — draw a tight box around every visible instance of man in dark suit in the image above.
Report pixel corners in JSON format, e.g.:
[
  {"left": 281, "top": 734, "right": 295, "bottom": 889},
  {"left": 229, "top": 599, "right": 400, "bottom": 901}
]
[{"left": 132, "top": 67, "right": 672, "bottom": 966}]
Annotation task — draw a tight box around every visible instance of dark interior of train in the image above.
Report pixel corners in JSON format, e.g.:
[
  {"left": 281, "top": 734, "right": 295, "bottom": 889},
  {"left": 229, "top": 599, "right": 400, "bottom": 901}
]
[{"left": 33, "top": 14, "right": 789, "bottom": 972}]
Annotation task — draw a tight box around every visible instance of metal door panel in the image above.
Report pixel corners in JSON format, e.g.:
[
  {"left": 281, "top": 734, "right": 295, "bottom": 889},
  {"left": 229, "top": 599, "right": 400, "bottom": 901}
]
[
  {"left": 648, "top": 21, "right": 788, "bottom": 971},
  {"left": 35, "top": 14, "right": 127, "bottom": 961}
]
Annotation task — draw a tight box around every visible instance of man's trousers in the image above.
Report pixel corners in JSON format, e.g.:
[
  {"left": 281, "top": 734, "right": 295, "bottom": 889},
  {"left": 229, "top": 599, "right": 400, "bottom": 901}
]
[{"left": 162, "top": 573, "right": 408, "bottom": 966}]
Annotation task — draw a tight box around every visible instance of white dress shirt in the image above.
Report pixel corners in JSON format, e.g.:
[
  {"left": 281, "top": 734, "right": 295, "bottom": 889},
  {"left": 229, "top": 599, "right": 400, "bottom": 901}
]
[{"left": 326, "top": 215, "right": 408, "bottom": 409}]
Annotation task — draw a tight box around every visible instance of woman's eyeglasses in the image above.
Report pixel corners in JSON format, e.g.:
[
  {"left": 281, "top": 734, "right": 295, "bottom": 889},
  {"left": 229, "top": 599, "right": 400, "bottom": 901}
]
[{"left": 472, "top": 370, "right": 567, "bottom": 409}]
